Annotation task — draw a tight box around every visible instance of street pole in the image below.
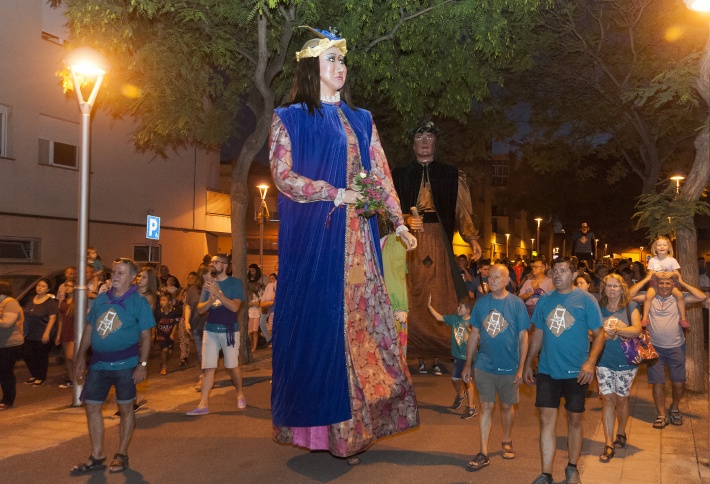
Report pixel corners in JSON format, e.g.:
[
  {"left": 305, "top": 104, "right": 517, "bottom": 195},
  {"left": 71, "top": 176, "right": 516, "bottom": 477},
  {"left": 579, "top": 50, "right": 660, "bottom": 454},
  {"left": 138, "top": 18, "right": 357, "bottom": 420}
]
[
  {"left": 67, "top": 49, "right": 106, "bottom": 407},
  {"left": 505, "top": 233, "right": 510, "bottom": 259},
  {"left": 535, "top": 218, "right": 543, "bottom": 259},
  {"left": 257, "top": 185, "right": 269, "bottom": 270}
]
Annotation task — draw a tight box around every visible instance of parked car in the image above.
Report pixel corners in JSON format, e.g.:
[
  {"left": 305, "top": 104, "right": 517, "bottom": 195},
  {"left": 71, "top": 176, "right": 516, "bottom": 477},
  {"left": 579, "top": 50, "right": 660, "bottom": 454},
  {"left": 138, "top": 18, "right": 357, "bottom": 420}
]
[{"left": 0, "top": 268, "right": 67, "bottom": 307}]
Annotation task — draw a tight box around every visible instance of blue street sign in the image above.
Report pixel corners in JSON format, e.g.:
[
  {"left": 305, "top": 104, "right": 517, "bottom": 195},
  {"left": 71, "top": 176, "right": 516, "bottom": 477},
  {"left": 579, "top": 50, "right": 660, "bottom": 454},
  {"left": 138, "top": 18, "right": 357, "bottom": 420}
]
[{"left": 146, "top": 215, "right": 161, "bottom": 240}]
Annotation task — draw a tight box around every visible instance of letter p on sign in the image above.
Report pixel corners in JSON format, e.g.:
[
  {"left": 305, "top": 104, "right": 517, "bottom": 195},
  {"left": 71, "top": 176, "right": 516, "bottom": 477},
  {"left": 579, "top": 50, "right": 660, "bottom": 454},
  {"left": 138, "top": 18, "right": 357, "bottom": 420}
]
[{"left": 146, "top": 215, "right": 161, "bottom": 240}]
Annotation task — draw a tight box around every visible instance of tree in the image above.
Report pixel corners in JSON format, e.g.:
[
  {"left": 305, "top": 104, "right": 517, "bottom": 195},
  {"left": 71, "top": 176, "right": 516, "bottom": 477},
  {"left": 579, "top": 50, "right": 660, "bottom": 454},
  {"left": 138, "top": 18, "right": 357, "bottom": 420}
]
[
  {"left": 514, "top": 0, "right": 706, "bottom": 194},
  {"left": 61, "top": 0, "right": 543, "bottom": 360}
]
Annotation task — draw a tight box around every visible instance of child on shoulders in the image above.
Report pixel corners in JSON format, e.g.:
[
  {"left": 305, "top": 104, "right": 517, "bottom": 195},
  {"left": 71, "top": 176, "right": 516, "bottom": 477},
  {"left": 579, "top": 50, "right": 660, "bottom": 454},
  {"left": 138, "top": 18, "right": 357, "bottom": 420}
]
[{"left": 642, "top": 236, "right": 687, "bottom": 328}]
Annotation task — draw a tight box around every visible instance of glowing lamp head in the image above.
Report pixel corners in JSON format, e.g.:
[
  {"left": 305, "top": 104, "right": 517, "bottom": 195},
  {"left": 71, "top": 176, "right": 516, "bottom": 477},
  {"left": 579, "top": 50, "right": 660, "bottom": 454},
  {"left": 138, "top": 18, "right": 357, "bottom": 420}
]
[
  {"left": 685, "top": 0, "right": 710, "bottom": 11},
  {"left": 257, "top": 184, "right": 269, "bottom": 200},
  {"left": 66, "top": 47, "right": 108, "bottom": 76}
]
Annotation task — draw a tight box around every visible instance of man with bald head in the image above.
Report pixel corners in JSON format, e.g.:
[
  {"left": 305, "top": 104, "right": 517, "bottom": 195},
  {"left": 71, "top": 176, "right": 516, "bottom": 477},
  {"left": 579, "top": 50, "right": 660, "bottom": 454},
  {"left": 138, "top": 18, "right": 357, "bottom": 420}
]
[{"left": 462, "top": 264, "right": 529, "bottom": 471}]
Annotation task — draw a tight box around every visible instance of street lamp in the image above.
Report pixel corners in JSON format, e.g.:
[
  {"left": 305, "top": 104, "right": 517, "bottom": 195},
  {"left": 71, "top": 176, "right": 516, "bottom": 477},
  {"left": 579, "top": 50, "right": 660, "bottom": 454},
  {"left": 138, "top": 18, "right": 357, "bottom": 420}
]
[
  {"left": 257, "top": 184, "right": 270, "bottom": 269},
  {"left": 65, "top": 47, "right": 108, "bottom": 407},
  {"left": 535, "top": 218, "right": 543, "bottom": 258},
  {"left": 604, "top": 243, "right": 608, "bottom": 257},
  {"left": 505, "top": 233, "right": 510, "bottom": 258},
  {"left": 531, "top": 238, "right": 535, "bottom": 257},
  {"left": 669, "top": 170, "right": 686, "bottom": 194}
]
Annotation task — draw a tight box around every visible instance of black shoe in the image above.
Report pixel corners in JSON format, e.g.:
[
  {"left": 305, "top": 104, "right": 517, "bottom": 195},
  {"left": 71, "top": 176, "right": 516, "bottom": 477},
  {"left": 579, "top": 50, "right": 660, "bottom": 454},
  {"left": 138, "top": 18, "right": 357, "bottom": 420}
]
[
  {"left": 451, "top": 392, "right": 467, "bottom": 410},
  {"left": 461, "top": 406, "right": 478, "bottom": 419}
]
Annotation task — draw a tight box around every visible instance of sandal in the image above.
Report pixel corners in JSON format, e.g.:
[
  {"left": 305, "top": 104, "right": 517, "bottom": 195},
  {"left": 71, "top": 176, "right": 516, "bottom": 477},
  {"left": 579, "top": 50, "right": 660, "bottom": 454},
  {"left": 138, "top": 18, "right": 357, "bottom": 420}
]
[
  {"left": 467, "top": 452, "right": 490, "bottom": 471},
  {"left": 653, "top": 415, "right": 668, "bottom": 429},
  {"left": 669, "top": 409, "right": 683, "bottom": 426},
  {"left": 613, "top": 433, "right": 627, "bottom": 448},
  {"left": 109, "top": 453, "right": 129, "bottom": 473},
  {"left": 599, "top": 445, "right": 615, "bottom": 463},
  {"left": 71, "top": 455, "right": 106, "bottom": 473},
  {"left": 502, "top": 441, "right": 515, "bottom": 459}
]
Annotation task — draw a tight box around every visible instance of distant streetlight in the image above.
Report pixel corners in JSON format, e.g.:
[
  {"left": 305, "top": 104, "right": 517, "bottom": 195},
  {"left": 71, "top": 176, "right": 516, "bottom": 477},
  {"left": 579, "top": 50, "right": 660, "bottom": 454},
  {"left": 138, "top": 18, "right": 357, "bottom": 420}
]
[
  {"left": 257, "top": 184, "right": 270, "bottom": 269},
  {"left": 670, "top": 170, "right": 686, "bottom": 194},
  {"left": 65, "top": 46, "right": 108, "bottom": 407},
  {"left": 505, "top": 233, "right": 510, "bottom": 258},
  {"left": 531, "top": 238, "right": 535, "bottom": 257},
  {"left": 535, "top": 218, "right": 543, "bottom": 258},
  {"left": 604, "top": 243, "right": 608, "bottom": 257}
]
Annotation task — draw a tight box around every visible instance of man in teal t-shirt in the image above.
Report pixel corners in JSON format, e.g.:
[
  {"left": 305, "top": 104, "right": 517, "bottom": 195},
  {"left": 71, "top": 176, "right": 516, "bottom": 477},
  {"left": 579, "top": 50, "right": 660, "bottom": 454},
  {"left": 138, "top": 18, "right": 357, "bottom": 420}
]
[
  {"left": 427, "top": 295, "right": 477, "bottom": 420},
  {"left": 73, "top": 258, "right": 155, "bottom": 474},
  {"left": 462, "top": 264, "right": 529, "bottom": 471},
  {"left": 523, "top": 259, "right": 604, "bottom": 484}
]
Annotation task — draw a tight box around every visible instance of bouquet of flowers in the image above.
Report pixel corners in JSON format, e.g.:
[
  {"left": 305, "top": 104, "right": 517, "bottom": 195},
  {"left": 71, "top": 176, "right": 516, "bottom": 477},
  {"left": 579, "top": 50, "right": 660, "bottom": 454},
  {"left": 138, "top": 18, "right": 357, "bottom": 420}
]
[{"left": 352, "top": 170, "right": 387, "bottom": 219}]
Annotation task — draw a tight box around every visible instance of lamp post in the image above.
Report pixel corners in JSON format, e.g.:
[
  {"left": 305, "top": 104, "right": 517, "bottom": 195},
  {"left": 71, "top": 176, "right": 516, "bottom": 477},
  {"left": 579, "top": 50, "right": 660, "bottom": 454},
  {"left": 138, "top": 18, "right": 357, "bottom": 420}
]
[
  {"left": 535, "top": 218, "right": 543, "bottom": 258},
  {"left": 683, "top": 0, "right": 710, "bottom": 465},
  {"left": 604, "top": 243, "right": 608, "bottom": 258},
  {"left": 65, "top": 47, "right": 107, "bottom": 407},
  {"left": 257, "top": 184, "right": 270, "bottom": 269},
  {"left": 531, "top": 238, "right": 535, "bottom": 257},
  {"left": 505, "top": 233, "right": 510, "bottom": 259},
  {"left": 640, "top": 246, "right": 644, "bottom": 262},
  {"left": 670, "top": 170, "right": 686, "bottom": 194}
]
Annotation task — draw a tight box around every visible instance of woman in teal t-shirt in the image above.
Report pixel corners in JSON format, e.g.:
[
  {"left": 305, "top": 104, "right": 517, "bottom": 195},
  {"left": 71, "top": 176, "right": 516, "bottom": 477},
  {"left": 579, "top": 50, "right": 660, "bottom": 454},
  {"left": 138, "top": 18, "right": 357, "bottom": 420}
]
[{"left": 596, "top": 273, "right": 642, "bottom": 463}]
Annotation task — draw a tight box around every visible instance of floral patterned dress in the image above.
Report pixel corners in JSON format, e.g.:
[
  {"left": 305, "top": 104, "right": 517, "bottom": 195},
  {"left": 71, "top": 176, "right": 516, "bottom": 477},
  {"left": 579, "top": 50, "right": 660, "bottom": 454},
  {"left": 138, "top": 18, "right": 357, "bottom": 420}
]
[{"left": 269, "top": 102, "right": 419, "bottom": 457}]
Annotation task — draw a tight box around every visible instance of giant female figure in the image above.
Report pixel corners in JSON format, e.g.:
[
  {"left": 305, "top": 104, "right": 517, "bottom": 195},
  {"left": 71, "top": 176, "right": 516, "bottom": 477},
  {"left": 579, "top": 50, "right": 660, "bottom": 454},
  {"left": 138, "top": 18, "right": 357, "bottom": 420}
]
[{"left": 269, "top": 28, "right": 419, "bottom": 462}]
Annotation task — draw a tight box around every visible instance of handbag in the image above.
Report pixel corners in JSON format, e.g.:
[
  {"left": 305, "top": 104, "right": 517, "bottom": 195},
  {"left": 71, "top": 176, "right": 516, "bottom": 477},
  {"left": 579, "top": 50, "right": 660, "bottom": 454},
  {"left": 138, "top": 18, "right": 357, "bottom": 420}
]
[{"left": 621, "top": 330, "right": 658, "bottom": 365}]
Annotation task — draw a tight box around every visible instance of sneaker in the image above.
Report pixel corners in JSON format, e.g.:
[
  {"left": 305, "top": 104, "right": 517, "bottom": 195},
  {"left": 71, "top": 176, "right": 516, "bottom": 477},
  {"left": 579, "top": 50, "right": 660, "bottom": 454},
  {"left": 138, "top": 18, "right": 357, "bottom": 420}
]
[
  {"left": 186, "top": 407, "right": 209, "bottom": 416},
  {"left": 564, "top": 465, "right": 581, "bottom": 484},
  {"left": 461, "top": 406, "right": 478, "bottom": 419},
  {"left": 451, "top": 392, "right": 467, "bottom": 410},
  {"left": 237, "top": 396, "right": 247, "bottom": 409},
  {"left": 432, "top": 365, "right": 442, "bottom": 376},
  {"left": 33, "top": 379, "right": 44, "bottom": 386},
  {"left": 532, "top": 474, "right": 553, "bottom": 484},
  {"left": 24, "top": 378, "right": 37, "bottom": 385},
  {"left": 59, "top": 380, "right": 73, "bottom": 389},
  {"left": 160, "top": 367, "right": 167, "bottom": 375},
  {"left": 418, "top": 364, "right": 427, "bottom": 374}
]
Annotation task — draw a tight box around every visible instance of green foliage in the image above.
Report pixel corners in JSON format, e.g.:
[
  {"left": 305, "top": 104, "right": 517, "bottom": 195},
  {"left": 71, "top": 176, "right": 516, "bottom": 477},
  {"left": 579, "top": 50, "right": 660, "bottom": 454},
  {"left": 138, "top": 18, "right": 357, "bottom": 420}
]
[{"left": 633, "top": 185, "right": 710, "bottom": 243}]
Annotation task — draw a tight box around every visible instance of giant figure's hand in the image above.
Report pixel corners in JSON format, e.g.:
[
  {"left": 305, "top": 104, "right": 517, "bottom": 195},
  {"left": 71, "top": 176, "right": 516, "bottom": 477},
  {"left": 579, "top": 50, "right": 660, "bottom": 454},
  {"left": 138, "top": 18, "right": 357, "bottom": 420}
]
[
  {"left": 400, "top": 231, "right": 418, "bottom": 251},
  {"left": 470, "top": 239, "right": 483, "bottom": 261}
]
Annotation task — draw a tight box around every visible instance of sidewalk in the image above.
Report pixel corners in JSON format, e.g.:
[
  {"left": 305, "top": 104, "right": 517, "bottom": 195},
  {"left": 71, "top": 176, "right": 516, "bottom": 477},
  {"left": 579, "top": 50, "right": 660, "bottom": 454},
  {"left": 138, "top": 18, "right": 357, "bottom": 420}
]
[
  {"left": 0, "top": 349, "right": 274, "bottom": 461},
  {"left": 580, "top": 365, "right": 710, "bottom": 484}
]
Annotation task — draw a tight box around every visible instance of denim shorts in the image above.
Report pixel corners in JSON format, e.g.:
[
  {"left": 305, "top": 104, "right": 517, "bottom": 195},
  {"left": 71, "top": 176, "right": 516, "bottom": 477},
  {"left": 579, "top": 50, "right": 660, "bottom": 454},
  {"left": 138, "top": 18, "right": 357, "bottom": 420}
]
[
  {"left": 83, "top": 367, "right": 136, "bottom": 405},
  {"left": 647, "top": 344, "right": 686, "bottom": 384}
]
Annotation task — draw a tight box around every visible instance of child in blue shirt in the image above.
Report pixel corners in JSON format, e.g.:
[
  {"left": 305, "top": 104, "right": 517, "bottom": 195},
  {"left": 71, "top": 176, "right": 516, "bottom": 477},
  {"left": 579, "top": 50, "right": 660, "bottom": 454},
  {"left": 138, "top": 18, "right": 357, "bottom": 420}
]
[{"left": 427, "top": 295, "right": 477, "bottom": 419}]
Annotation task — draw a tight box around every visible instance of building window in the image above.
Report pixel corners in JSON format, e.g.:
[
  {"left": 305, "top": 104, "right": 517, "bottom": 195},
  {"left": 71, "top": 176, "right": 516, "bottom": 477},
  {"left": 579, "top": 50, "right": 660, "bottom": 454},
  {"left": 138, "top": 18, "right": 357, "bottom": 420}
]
[
  {"left": 37, "top": 114, "right": 79, "bottom": 169},
  {"left": 38, "top": 139, "right": 78, "bottom": 169},
  {"left": 0, "top": 237, "right": 41, "bottom": 263},
  {"left": 491, "top": 157, "right": 509, "bottom": 187},
  {"left": 133, "top": 245, "right": 161, "bottom": 264}
]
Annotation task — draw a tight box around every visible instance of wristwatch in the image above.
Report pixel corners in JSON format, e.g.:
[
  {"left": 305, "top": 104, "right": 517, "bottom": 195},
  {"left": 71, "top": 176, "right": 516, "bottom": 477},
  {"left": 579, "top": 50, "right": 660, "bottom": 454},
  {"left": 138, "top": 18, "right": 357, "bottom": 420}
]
[{"left": 140, "top": 361, "right": 147, "bottom": 367}]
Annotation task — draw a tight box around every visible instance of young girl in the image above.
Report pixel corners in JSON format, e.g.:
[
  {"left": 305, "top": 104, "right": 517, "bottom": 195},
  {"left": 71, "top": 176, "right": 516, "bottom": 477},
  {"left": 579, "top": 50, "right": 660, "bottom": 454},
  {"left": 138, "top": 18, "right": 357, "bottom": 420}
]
[
  {"left": 155, "top": 292, "right": 181, "bottom": 375},
  {"left": 642, "top": 236, "right": 687, "bottom": 328},
  {"left": 247, "top": 285, "right": 262, "bottom": 352},
  {"left": 56, "top": 280, "right": 76, "bottom": 389}
]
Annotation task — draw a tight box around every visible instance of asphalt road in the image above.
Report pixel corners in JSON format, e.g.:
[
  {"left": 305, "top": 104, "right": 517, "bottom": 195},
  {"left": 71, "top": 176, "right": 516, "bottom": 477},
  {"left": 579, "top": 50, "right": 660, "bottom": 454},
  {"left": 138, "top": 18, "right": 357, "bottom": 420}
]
[{"left": 0, "top": 352, "right": 601, "bottom": 484}]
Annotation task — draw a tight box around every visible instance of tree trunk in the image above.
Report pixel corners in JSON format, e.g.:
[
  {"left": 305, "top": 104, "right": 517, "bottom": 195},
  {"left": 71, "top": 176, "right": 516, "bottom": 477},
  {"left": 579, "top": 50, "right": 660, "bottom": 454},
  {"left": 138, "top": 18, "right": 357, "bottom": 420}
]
[{"left": 677, "top": 22, "right": 710, "bottom": 392}]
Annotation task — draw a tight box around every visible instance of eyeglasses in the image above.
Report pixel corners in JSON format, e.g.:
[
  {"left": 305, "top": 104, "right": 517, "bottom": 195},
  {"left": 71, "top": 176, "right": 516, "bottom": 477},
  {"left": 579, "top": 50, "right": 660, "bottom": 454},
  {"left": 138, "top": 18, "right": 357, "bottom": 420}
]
[{"left": 210, "top": 261, "right": 225, "bottom": 265}]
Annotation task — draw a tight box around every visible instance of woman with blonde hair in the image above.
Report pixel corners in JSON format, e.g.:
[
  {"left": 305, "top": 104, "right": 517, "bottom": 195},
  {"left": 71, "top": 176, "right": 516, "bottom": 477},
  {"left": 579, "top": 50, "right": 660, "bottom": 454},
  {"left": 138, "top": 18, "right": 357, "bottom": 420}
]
[{"left": 596, "top": 273, "right": 642, "bottom": 463}]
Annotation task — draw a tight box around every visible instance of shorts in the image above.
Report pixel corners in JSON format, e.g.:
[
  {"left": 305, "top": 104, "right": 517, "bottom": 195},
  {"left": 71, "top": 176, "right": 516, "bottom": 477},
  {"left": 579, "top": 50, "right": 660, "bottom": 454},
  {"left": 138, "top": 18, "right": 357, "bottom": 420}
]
[
  {"left": 596, "top": 366, "right": 638, "bottom": 397},
  {"left": 535, "top": 373, "right": 587, "bottom": 413},
  {"left": 451, "top": 358, "right": 466, "bottom": 381},
  {"left": 474, "top": 368, "right": 519, "bottom": 404},
  {"left": 202, "top": 330, "right": 240, "bottom": 369},
  {"left": 156, "top": 335, "right": 174, "bottom": 350},
  {"left": 83, "top": 368, "right": 136, "bottom": 405},
  {"left": 647, "top": 344, "right": 686, "bottom": 384}
]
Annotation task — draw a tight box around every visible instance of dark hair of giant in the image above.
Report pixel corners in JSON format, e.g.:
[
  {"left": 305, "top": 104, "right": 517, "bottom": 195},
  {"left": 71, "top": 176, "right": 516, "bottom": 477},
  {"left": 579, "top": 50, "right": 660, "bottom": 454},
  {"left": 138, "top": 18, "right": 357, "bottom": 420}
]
[{"left": 284, "top": 56, "right": 354, "bottom": 115}]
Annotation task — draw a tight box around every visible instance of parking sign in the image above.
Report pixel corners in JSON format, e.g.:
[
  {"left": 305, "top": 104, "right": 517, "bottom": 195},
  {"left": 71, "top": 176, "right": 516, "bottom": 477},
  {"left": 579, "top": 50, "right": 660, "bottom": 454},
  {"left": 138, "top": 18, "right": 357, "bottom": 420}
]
[{"left": 146, "top": 215, "right": 160, "bottom": 240}]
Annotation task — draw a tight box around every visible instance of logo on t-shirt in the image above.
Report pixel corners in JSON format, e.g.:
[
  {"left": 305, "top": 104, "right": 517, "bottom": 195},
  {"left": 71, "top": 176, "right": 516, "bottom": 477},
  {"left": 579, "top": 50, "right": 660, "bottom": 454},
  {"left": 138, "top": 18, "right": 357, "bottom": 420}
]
[
  {"left": 454, "top": 325, "right": 468, "bottom": 346},
  {"left": 483, "top": 310, "right": 509, "bottom": 338},
  {"left": 546, "top": 305, "right": 575, "bottom": 337},
  {"left": 96, "top": 309, "right": 123, "bottom": 339},
  {"left": 579, "top": 235, "right": 588, "bottom": 244}
]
